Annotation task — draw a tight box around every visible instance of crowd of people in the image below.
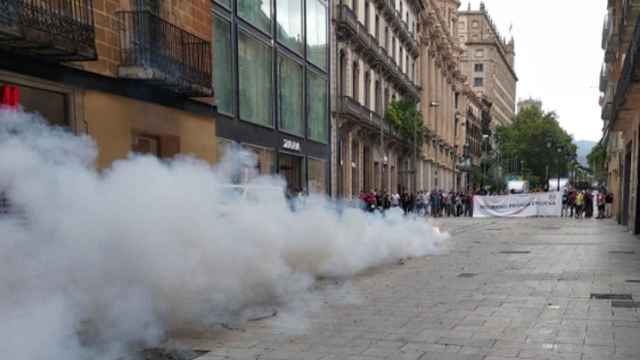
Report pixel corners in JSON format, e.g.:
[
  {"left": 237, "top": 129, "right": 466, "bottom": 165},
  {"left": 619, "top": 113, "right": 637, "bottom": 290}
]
[
  {"left": 357, "top": 189, "right": 476, "bottom": 217},
  {"left": 561, "top": 188, "right": 613, "bottom": 219}
]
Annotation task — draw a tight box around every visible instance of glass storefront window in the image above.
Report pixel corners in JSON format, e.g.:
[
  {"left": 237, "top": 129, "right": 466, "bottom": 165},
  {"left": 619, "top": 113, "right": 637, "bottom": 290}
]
[
  {"left": 306, "top": 0, "right": 327, "bottom": 69},
  {"left": 238, "top": 0, "right": 272, "bottom": 34},
  {"left": 238, "top": 31, "right": 273, "bottom": 127},
  {"left": 213, "top": 15, "right": 233, "bottom": 114},
  {"left": 278, "top": 55, "right": 303, "bottom": 135},
  {"left": 279, "top": 153, "right": 304, "bottom": 191},
  {"left": 276, "top": 0, "right": 303, "bottom": 53},
  {"left": 307, "top": 70, "right": 327, "bottom": 142},
  {"left": 308, "top": 157, "right": 325, "bottom": 193}
]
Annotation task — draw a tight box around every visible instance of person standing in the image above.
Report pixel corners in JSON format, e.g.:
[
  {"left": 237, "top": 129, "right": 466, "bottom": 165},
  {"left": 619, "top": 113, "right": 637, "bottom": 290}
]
[
  {"left": 431, "top": 190, "right": 440, "bottom": 217},
  {"left": 575, "top": 191, "right": 585, "bottom": 219},
  {"left": 561, "top": 189, "right": 569, "bottom": 217},
  {"left": 605, "top": 191, "right": 613, "bottom": 218},
  {"left": 597, "top": 191, "right": 606, "bottom": 219},
  {"left": 585, "top": 191, "right": 594, "bottom": 218}
]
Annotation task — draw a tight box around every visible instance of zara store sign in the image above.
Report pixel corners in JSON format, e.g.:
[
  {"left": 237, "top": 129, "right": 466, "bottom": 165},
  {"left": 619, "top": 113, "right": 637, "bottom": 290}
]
[{"left": 282, "top": 138, "right": 301, "bottom": 152}]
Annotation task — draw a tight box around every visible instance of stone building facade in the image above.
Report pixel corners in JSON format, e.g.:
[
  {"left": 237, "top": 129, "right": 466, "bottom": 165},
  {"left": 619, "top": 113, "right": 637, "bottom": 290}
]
[
  {"left": 458, "top": 2, "right": 517, "bottom": 128},
  {"left": 417, "top": 0, "right": 467, "bottom": 193},
  {"left": 599, "top": 0, "right": 640, "bottom": 234},
  {"left": 0, "top": 0, "right": 217, "bottom": 168},
  {"left": 455, "top": 85, "right": 486, "bottom": 191},
  {"left": 331, "top": 0, "right": 423, "bottom": 198}
]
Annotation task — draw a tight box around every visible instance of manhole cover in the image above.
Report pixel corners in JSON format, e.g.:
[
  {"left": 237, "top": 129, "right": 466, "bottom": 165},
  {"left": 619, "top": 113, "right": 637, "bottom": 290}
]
[
  {"left": 457, "top": 273, "right": 478, "bottom": 278},
  {"left": 625, "top": 280, "right": 640, "bottom": 283},
  {"left": 612, "top": 301, "right": 640, "bottom": 308},
  {"left": 141, "top": 349, "right": 209, "bottom": 360},
  {"left": 609, "top": 251, "right": 635, "bottom": 254},
  {"left": 590, "top": 293, "right": 633, "bottom": 300},
  {"left": 499, "top": 251, "right": 531, "bottom": 254}
]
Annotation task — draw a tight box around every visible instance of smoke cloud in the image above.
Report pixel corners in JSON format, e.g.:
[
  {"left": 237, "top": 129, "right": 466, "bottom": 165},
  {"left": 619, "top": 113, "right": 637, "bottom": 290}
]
[{"left": 0, "top": 110, "right": 446, "bottom": 360}]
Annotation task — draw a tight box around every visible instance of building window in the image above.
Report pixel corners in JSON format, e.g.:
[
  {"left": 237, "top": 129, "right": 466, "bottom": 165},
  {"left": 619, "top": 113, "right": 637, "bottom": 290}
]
[
  {"left": 213, "top": 15, "right": 233, "bottom": 115},
  {"left": 279, "top": 153, "right": 304, "bottom": 191},
  {"left": 399, "top": 1, "right": 402, "bottom": 16},
  {"left": 276, "top": 0, "right": 303, "bottom": 53},
  {"left": 132, "top": 133, "right": 180, "bottom": 159},
  {"left": 339, "top": 50, "right": 346, "bottom": 95},
  {"left": 352, "top": 61, "right": 359, "bottom": 100},
  {"left": 9, "top": 83, "right": 68, "bottom": 127},
  {"left": 374, "top": 80, "right": 381, "bottom": 114},
  {"left": 308, "top": 70, "right": 327, "bottom": 142},
  {"left": 384, "top": 26, "right": 389, "bottom": 52},
  {"left": 364, "top": 1, "right": 370, "bottom": 30},
  {"left": 132, "top": 134, "right": 160, "bottom": 156},
  {"left": 399, "top": 47, "right": 403, "bottom": 70},
  {"left": 238, "top": 0, "right": 272, "bottom": 34},
  {"left": 364, "top": 71, "right": 371, "bottom": 108},
  {"left": 474, "top": 63, "right": 484, "bottom": 72},
  {"left": 392, "top": 37, "right": 396, "bottom": 62},
  {"left": 307, "top": 0, "right": 327, "bottom": 69},
  {"left": 239, "top": 31, "right": 273, "bottom": 127},
  {"left": 278, "top": 55, "right": 304, "bottom": 135},
  {"left": 375, "top": 15, "right": 379, "bottom": 40},
  {"left": 473, "top": 77, "right": 483, "bottom": 87}
]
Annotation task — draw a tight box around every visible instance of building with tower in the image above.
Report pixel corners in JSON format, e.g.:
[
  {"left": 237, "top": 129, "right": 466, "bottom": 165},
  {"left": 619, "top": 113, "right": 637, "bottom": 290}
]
[{"left": 458, "top": 2, "right": 517, "bottom": 128}]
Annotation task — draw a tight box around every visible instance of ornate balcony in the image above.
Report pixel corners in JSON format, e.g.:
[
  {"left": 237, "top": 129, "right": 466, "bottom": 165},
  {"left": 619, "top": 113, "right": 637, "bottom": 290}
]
[
  {"left": 371, "top": 0, "right": 418, "bottom": 57},
  {"left": 336, "top": 95, "right": 405, "bottom": 140},
  {"left": 0, "top": 0, "right": 96, "bottom": 61},
  {"left": 335, "top": 4, "right": 379, "bottom": 63},
  {"left": 336, "top": 4, "right": 419, "bottom": 100},
  {"left": 118, "top": 10, "right": 212, "bottom": 97}
]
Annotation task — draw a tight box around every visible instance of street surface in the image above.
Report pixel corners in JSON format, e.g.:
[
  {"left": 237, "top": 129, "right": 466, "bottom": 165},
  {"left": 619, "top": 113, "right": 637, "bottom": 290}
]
[{"left": 175, "top": 218, "right": 640, "bottom": 360}]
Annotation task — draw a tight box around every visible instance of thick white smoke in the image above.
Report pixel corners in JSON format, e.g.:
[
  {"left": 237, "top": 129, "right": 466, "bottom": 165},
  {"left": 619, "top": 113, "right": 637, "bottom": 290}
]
[{"left": 0, "top": 110, "right": 446, "bottom": 360}]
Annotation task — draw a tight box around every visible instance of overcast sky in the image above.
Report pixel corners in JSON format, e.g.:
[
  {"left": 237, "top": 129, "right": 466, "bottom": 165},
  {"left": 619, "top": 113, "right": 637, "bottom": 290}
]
[{"left": 463, "top": 0, "right": 606, "bottom": 141}]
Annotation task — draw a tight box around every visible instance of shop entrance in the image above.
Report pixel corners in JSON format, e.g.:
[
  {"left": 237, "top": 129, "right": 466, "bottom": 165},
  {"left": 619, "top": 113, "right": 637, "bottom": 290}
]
[{"left": 279, "top": 153, "right": 304, "bottom": 192}]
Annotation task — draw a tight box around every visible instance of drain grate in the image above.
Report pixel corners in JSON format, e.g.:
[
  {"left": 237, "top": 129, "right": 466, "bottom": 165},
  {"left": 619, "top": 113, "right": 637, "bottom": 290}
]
[
  {"left": 590, "top": 293, "right": 633, "bottom": 300},
  {"left": 608, "top": 250, "right": 635, "bottom": 254},
  {"left": 612, "top": 301, "right": 640, "bottom": 308},
  {"left": 457, "top": 273, "right": 478, "bottom": 278},
  {"left": 625, "top": 280, "right": 640, "bottom": 283},
  {"left": 499, "top": 251, "right": 531, "bottom": 254},
  {"left": 141, "top": 349, "right": 209, "bottom": 360}
]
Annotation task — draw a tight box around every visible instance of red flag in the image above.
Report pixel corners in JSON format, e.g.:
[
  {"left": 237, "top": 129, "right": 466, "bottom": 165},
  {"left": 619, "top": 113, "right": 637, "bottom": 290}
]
[
  {"left": 1, "top": 85, "right": 9, "bottom": 107},
  {"left": 1, "top": 85, "right": 19, "bottom": 110}
]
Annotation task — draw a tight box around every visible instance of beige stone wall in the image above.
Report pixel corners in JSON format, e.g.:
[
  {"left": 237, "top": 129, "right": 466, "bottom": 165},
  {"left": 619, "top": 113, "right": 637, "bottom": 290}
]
[
  {"left": 458, "top": 8, "right": 517, "bottom": 127},
  {"left": 82, "top": 90, "right": 216, "bottom": 169}
]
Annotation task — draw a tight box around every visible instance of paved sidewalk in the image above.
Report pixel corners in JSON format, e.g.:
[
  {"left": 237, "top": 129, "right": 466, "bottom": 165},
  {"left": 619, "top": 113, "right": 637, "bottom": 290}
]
[{"left": 175, "top": 218, "right": 640, "bottom": 360}]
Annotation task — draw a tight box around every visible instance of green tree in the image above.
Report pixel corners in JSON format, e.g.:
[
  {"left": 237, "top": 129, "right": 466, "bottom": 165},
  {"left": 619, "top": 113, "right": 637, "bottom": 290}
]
[
  {"left": 495, "top": 106, "right": 577, "bottom": 189},
  {"left": 587, "top": 142, "right": 607, "bottom": 183},
  {"left": 384, "top": 99, "right": 425, "bottom": 148}
]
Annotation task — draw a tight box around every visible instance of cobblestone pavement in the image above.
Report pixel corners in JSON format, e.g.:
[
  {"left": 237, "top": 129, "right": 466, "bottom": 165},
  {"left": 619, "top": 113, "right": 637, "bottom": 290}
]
[{"left": 175, "top": 218, "right": 640, "bottom": 360}]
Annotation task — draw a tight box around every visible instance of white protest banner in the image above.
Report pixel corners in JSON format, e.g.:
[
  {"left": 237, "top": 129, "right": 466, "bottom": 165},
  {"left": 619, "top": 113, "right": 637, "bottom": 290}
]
[{"left": 473, "top": 192, "right": 562, "bottom": 218}]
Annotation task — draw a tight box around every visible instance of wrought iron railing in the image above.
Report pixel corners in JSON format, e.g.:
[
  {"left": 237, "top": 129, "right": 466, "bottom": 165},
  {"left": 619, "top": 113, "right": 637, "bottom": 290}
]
[
  {"left": 337, "top": 95, "right": 403, "bottom": 138},
  {"left": 612, "top": 15, "right": 640, "bottom": 124},
  {"left": 0, "top": 0, "right": 96, "bottom": 61},
  {"left": 118, "top": 10, "right": 212, "bottom": 97}
]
